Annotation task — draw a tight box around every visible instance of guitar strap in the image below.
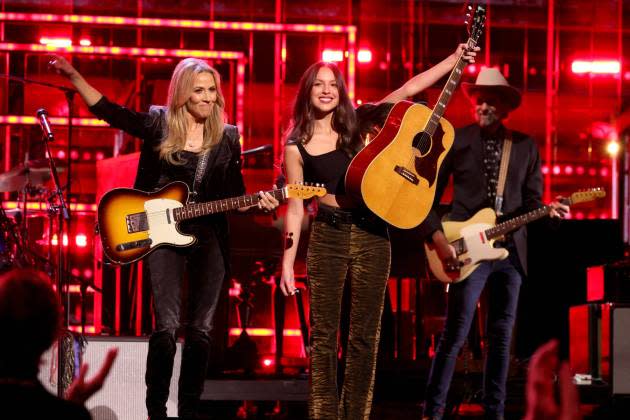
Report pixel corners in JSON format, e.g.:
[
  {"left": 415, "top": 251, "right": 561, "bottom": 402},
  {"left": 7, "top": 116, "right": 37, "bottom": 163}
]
[
  {"left": 494, "top": 130, "right": 512, "bottom": 216},
  {"left": 189, "top": 149, "right": 211, "bottom": 203}
]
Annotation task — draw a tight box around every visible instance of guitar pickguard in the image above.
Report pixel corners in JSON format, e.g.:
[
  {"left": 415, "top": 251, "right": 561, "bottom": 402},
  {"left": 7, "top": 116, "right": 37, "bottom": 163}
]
[{"left": 414, "top": 123, "right": 445, "bottom": 187}]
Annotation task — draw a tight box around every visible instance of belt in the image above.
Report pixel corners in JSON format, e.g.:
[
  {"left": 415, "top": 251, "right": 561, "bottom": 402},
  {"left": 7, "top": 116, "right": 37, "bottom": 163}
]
[{"left": 315, "top": 204, "right": 380, "bottom": 229}]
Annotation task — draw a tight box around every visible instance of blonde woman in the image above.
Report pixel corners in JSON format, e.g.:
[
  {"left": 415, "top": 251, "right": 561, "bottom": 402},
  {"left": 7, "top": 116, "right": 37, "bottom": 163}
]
[{"left": 50, "top": 56, "right": 278, "bottom": 420}]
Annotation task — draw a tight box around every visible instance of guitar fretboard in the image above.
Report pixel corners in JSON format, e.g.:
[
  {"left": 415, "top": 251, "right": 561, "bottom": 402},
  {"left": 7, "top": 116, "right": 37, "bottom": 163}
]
[
  {"left": 485, "top": 206, "right": 552, "bottom": 240},
  {"left": 173, "top": 189, "right": 285, "bottom": 222},
  {"left": 423, "top": 37, "right": 480, "bottom": 137}
]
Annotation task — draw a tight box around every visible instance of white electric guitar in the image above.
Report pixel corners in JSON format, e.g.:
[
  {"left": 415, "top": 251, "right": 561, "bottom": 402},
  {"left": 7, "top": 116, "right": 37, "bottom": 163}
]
[{"left": 425, "top": 188, "right": 606, "bottom": 283}]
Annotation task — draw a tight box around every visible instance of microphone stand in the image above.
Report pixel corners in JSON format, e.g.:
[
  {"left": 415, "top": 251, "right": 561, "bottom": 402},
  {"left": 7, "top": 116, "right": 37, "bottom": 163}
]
[
  {"left": 2, "top": 72, "right": 79, "bottom": 396},
  {"left": 40, "top": 124, "right": 72, "bottom": 397}
]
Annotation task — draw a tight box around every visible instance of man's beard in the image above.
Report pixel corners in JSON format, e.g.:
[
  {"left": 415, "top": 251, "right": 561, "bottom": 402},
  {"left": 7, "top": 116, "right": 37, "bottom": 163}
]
[{"left": 476, "top": 109, "right": 500, "bottom": 128}]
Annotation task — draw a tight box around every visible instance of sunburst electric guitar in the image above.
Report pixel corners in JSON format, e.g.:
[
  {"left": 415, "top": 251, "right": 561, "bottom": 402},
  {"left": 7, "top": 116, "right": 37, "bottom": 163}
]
[
  {"left": 345, "top": 6, "right": 486, "bottom": 229},
  {"left": 425, "top": 188, "right": 606, "bottom": 283},
  {"left": 97, "top": 181, "right": 326, "bottom": 265}
]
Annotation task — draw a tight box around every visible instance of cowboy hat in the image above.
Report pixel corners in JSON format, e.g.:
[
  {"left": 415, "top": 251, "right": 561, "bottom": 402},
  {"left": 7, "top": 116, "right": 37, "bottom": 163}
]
[{"left": 462, "top": 67, "right": 521, "bottom": 110}]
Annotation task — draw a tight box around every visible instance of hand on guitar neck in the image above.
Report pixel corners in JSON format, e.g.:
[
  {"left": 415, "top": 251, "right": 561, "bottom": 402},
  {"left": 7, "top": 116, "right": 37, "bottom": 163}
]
[
  {"left": 430, "top": 230, "right": 461, "bottom": 272},
  {"left": 549, "top": 196, "right": 570, "bottom": 219}
]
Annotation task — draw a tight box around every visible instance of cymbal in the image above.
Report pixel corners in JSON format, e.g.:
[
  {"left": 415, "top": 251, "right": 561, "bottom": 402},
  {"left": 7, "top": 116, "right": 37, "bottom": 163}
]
[{"left": 0, "top": 161, "right": 56, "bottom": 192}]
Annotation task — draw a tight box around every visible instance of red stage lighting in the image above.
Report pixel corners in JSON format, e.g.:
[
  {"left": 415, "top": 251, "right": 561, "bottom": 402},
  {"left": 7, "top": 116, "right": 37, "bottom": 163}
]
[
  {"left": 39, "top": 37, "right": 71, "bottom": 47},
  {"left": 75, "top": 233, "right": 88, "bottom": 248},
  {"left": 51, "top": 233, "right": 69, "bottom": 247},
  {"left": 564, "top": 165, "right": 574, "bottom": 175},
  {"left": 79, "top": 38, "right": 91, "bottom": 46},
  {"left": 357, "top": 49, "right": 372, "bottom": 64},
  {"left": 322, "top": 49, "right": 344, "bottom": 62},
  {"left": 571, "top": 60, "right": 620, "bottom": 75},
  {"left": 262, "top": 358, "right": 273, "bottom": 367},
  {"left": 552, "top": 165, "right": 561, "bottom": 175}
]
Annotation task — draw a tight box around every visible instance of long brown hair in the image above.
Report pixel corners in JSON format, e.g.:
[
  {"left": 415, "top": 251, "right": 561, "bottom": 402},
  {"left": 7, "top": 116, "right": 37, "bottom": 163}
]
[
  {"left": 155, "top": 58, "right": 226, "bottom": 165},
  {"left": 286, "top": 61, "right": 361, "bottom": 156}
]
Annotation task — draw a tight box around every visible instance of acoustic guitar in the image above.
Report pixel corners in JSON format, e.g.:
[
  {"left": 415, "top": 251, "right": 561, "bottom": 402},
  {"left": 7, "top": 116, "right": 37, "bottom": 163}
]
[
  {"left": 345, "top": 5, "right": 486, "bottom": 229},
  {"left": 97, "top": 181, "right": 326, "bottom": 264}
]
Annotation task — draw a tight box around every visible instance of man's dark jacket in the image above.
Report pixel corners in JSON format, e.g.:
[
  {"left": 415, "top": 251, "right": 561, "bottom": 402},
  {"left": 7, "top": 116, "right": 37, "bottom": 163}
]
[{"left": 419, "top": 123, "right": 544, "bottom": 275}]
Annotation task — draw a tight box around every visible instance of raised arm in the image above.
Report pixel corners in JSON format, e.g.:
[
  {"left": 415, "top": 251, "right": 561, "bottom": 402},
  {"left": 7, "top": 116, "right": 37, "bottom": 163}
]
[
  {"left": 379, "top": 43, "right": 479, "bottom": 104},
  {"left": 48, "top": 55, "right": 156, "bottom": 139},
  {"left": 279, "top": 144, "right": 306, "bottom": 297},
  {"left": 49, "top": 55, "right": 103, "bottom": 106}
]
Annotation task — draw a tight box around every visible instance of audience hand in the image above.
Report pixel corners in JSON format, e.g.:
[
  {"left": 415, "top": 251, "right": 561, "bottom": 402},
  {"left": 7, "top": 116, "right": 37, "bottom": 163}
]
[
  {"left": 65, "top": 347, "right": 119, "bottom": 405},
  {"left": 523, "top": 340, "right": 581, "bottom": 420}
]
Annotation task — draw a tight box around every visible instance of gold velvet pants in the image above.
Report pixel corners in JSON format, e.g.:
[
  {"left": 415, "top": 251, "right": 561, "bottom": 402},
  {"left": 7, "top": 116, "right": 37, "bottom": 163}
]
[{"left": 306, "top": 211, "right": 391, "bottom": 420}]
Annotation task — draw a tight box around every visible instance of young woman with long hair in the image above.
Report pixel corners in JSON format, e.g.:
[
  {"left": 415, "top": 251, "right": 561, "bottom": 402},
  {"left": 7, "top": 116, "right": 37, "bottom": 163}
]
[{"left": 280, "top": 44, "right": 478, "bottom": 419}]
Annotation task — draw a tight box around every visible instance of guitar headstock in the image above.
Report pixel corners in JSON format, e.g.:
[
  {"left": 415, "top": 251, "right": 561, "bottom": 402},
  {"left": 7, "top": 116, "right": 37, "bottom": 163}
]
[
  {"left": 569, "top": 187, "right": 606, "bottom": 205},
  {"left": 466, "top": 4, "right": 486, "bottom": 47},
  {"left": 286, "top": 183, "right": 327, "bottom": 200}
]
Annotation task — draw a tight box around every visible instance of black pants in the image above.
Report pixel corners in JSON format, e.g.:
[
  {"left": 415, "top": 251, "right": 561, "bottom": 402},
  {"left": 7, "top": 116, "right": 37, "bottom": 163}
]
[{"left": 145, "top": 234, "right": 225, "bottom": 419}]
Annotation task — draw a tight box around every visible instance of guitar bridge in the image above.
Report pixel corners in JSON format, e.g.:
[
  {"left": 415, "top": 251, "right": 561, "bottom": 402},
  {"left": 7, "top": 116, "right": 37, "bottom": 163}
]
[
  {"left": 126, "top": 212, "right": 149, "bottom": 233},
  {"left": 394, "top": 165, "right": 419, "bottom": 185}
]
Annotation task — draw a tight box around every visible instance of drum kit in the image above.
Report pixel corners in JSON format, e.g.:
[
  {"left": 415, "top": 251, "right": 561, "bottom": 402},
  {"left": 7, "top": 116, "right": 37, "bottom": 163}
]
[{"left": 0, "top": 158, "right": 61, "bottom": 272}]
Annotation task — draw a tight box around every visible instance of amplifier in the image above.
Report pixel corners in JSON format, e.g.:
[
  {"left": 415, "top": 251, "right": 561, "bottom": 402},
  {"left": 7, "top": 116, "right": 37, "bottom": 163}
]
[
  {"left": 39, "top": 336, "right": 182, "bottom": 420},
  {"left": 569, "top": 303, "right": 630, "bottom": 394},
  {"left": 587, "top": 260, "right": 630, "bottom": 303}
]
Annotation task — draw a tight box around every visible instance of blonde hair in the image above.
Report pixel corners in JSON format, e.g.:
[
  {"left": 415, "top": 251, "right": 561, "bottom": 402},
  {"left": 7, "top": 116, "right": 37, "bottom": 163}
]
[{"left": 158, "top": 58, "right": 225, "bottom": 165}]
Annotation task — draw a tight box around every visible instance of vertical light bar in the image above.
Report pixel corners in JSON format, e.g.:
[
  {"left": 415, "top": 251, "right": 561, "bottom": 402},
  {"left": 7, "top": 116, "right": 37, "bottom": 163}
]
[
  {"left": 611, "top": 156, "right": 618, "bottom": 219},
  {"left": 93, "top": 237, "right": 102, "bottom": 334},
  {"left": 347, "top": 27, "right": 356, "bottom": 102},
  {"left": 236, "top": 59, "right": 246, "bottom": 135},
  {"left": 544, "top": 0, "right": 555, "bottom": 202}
]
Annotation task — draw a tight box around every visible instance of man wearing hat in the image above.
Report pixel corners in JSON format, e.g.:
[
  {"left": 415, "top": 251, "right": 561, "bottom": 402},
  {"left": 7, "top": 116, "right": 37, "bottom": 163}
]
[{"left": 419, "top": 68, "right": 569, "bottom": 419}]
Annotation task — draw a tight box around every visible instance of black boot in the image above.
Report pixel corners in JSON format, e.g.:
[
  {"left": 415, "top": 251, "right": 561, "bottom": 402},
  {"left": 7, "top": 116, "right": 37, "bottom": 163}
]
[
  {"left": 178, "top": 329, "right": 211, "bottom": 419},
  {"left": 146, "top": 331, "right": 177, "bottom": 419}
]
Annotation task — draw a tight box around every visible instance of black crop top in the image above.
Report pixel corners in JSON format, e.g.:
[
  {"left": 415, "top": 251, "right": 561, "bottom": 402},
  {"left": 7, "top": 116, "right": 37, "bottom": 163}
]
[{"left": 293, "top": 141, "right": 351, "bottom": 195}]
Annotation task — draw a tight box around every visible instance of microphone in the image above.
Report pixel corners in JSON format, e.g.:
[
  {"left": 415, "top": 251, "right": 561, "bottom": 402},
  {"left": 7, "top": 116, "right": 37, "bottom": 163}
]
[{"left": 36, "top": 108, "right": 54, "bottom": 141}]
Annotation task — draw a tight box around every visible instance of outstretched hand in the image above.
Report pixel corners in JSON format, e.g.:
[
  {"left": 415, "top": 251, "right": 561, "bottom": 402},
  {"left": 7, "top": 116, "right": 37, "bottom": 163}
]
[
  {"left": 48, "top": 55, "right": 79, "bottom": 79},
  {"left": 65, "top": 347, "right": 119, "bottom": 405},
  {"left": 523, "top": 340, "right": 581, "bottom": 420}
]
